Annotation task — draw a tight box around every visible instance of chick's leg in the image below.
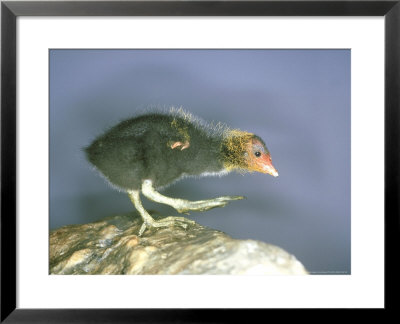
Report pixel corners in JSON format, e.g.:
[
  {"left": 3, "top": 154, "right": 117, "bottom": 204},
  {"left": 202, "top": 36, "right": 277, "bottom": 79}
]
[
  {"left": 128, "top": 190, "right": 194, "bottom": 236},
  {"left": 141, "top": 180, "right": 244, "bottom": 214}
]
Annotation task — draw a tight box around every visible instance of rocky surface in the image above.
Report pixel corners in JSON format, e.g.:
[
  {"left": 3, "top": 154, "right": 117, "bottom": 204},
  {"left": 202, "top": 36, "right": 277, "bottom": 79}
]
[{"left": 50, "top": 213, "right": 308, "bottom": 275}]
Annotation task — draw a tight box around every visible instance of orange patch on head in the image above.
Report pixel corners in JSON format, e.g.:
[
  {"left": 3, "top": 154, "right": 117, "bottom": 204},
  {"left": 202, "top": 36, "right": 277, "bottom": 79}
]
[
  {"left": 245, "top": 138, "right": 278, "bottom": 176},
  {"left": 222, "top": 131, "right": 278, "bottom": 177}
]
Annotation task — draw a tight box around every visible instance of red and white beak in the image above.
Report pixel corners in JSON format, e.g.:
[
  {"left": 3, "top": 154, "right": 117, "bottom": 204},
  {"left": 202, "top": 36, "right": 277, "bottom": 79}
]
[
  {"left": 263, "top": 163, "right": 279, "bottom": 177},
  {"left": 257, "top": 153, "right": 279, "bottom": 177},
  {"left": 245, "top": 137, "right": 279, "bottom": 177}
]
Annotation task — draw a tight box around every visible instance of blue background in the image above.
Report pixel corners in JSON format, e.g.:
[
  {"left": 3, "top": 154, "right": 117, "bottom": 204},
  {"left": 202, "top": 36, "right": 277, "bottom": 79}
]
[{"left": 50, "top": 49, "right": 351, "bottom": 274}]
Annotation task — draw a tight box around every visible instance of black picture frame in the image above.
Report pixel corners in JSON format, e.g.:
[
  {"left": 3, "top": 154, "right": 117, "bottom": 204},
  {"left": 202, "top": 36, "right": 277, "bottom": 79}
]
[{"left": 1, "top": 0, "right": 399, "bottom": 321}]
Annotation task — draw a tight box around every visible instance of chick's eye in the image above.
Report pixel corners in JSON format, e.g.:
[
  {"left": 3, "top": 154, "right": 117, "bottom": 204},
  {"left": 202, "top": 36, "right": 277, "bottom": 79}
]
[{"left": 254, "top": 151, "right": 261, "bottom": 157}]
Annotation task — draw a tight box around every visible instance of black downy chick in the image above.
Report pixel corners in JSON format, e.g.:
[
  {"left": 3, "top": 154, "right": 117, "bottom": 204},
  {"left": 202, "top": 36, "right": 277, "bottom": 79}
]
[{"left": 85, "top": 109, "right": 278, "bottom": 235}]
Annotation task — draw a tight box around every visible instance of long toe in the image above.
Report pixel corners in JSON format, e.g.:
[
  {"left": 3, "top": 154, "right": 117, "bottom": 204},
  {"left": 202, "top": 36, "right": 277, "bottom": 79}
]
[
  {"left": 143, "top": 216, "right": 195, "bottom": 233},
  {"left": 176, "top": 195, "right": 245, "bottom": 213},
  {"left": 216, "top": 195, "right": 245, "bottom": 201},
  {"left": 156, "top": 216, "right": 195, "bottom": 226}
]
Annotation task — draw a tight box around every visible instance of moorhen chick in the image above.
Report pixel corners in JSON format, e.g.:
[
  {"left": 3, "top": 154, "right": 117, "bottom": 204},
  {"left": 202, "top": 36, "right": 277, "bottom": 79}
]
[{"left": 85, "top": 108, "right": 278, "bottom": 235}]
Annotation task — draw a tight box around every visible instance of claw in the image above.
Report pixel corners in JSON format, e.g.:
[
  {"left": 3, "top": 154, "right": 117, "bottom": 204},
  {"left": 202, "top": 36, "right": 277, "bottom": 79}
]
[{"left": 227, "top": 195, "right": 245, "bottom": 201}]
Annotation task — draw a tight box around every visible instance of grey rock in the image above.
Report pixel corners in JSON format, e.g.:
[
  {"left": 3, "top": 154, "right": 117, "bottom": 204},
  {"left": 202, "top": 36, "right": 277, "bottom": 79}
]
[{"left": 50, "top": 214, "right": 308, "bottom": 275}]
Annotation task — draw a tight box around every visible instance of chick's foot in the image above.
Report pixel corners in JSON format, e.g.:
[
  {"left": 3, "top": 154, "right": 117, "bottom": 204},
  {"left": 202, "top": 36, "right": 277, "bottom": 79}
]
[
  {"left": 141, "top": 179, "right": 244, "bottom": 214},
  {"left": 173, "top": 196, "right": 245, "bottom": 213},
  {"left": 139, "top": 216, "right": 195, "bottom": 236}
]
